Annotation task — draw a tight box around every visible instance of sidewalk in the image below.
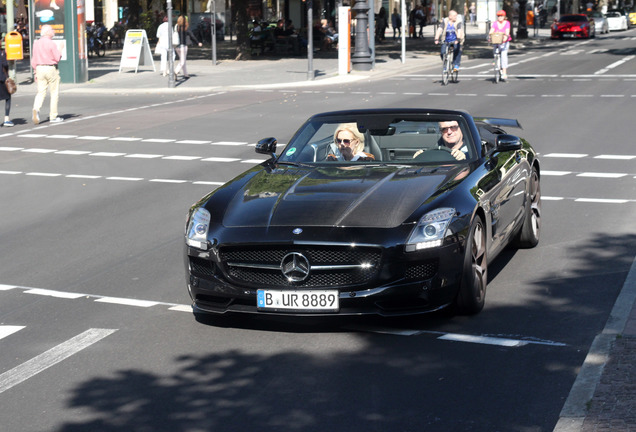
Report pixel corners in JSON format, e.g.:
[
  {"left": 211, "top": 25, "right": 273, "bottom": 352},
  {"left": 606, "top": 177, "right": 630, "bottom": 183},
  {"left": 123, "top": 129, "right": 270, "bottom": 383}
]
[
  {"left": 8, "top": 23, "right": 636, "bottom": 432},
  {"left": 12, "top": 24, "right": 551, "bottom": 94}
]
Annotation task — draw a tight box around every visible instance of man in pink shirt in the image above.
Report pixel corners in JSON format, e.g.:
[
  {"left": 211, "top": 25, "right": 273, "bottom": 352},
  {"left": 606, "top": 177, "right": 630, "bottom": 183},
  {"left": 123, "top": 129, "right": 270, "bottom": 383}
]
[{"left": 31, "top": 24, "right": 62, "bottom": 124}]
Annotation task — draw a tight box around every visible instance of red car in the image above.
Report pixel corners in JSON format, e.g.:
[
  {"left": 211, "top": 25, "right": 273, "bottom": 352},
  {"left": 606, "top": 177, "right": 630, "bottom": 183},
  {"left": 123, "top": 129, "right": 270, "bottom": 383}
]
[{"left": 551, "top": 14, "right": 596, "bottom": 38}]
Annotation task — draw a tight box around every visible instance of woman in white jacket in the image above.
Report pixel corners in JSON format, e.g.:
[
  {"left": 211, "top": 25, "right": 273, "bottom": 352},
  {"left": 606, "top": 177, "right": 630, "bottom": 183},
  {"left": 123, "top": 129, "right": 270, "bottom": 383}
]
[{"left": 155, "top": 15, "right": 174, "bottom": 76}]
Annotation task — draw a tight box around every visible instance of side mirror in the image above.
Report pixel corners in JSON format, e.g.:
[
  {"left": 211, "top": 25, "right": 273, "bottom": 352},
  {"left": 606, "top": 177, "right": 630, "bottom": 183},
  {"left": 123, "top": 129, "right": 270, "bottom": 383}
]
[
  {"left": 495, "top": 134, "right": 522, "bottom": 152},
  {"left": 255, "top": 137, "right": 277, "bottom": 159}
]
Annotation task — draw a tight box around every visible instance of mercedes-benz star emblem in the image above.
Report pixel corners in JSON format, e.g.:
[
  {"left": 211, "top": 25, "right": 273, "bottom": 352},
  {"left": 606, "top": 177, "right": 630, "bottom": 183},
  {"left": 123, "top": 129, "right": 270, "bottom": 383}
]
[
  {"left": 281, "top": 252, "right": 310, "bottom": 282},
  {"left": 292, "top": 228, "right": 303, "bottom": 235}
]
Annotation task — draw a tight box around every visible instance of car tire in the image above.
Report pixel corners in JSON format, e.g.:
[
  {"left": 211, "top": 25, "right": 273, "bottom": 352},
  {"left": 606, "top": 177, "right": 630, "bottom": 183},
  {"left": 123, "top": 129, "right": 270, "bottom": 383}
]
[
  {"left": 515, "top": 166, "right": 541, "bottom": 248},
  {"left": 455, "top": 215, "right": 487, "bottom": 315}
]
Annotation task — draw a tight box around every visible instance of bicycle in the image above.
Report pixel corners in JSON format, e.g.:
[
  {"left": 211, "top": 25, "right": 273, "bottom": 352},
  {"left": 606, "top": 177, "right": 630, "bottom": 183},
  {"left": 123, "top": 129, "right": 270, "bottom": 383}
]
[
  {"left": 490, "top": 32, "right": 505, "bottom": 83},
  {"left": 492, "top": 43, "right": 503, "bottom": 83},
  {"left": 441, "top": 42, "right": 459, "bottom": 85}
]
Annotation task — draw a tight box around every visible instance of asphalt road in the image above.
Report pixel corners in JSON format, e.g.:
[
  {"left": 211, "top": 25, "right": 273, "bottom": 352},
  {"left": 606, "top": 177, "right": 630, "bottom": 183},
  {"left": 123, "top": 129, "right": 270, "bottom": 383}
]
[{"left": 1, "top": 31, "right": 635, "bottom": 431}]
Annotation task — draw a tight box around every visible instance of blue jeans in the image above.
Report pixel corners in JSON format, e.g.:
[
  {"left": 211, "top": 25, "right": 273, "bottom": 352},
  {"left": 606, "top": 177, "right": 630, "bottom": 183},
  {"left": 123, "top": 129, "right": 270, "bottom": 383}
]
[{"left": 441, "top": 42, "right": 462, "bottom": 69}]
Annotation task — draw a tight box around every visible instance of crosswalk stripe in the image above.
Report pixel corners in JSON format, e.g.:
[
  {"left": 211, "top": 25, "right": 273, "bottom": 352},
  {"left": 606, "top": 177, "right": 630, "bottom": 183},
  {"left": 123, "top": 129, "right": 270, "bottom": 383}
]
[
  {"left": 0, "top": 326, "right": 25, "bottom": 341},
  {"left": 0, "top": 329, "right": 117, "bottom": 394}
]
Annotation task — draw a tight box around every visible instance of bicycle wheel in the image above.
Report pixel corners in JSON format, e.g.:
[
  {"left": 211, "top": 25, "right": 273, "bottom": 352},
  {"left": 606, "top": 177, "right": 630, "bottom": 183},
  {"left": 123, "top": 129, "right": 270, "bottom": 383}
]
[
  {"left": 442, "top": 48, "right": 451, "bottom": 85},
  {"left": 494, "top": 54, "right": 501, "bottom": 83},
  {"left": 96, "top": 41, "right": 106, "bottom": 57}
]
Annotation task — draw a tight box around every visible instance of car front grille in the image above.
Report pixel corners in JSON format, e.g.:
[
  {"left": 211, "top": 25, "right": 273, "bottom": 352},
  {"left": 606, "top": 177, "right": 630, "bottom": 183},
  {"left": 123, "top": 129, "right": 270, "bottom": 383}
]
[
  {"left": 405, "top": 261, "right": 438, "bottom": 281},
  {"left": 218, "top": 245, "right": 382, "bottom": 289}
]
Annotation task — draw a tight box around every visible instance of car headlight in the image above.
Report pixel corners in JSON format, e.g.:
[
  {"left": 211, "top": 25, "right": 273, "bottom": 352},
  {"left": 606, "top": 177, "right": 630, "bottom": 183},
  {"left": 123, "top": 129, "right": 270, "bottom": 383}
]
[
  {"left": 186, "top": 207, "right": 211, "bottom": 250},
  {"left": 405, "top": 207, "right": 456, "bottom": 252}
]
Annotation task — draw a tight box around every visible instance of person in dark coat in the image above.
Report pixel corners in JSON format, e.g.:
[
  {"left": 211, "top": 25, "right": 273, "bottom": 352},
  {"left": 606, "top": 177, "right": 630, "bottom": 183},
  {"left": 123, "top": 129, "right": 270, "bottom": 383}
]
[{"left": 0, "top": 48, "right": 13, "bottom": 127}]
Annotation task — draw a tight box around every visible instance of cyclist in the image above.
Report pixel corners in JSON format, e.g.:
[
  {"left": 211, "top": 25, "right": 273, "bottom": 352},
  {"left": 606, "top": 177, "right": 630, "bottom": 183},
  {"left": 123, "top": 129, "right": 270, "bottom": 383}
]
[
  {"left": 489, "top": 10, "right": 511, "bottom": 80},
  {"left": 434, "top": 10, "right": 465, "bottom": 73}
]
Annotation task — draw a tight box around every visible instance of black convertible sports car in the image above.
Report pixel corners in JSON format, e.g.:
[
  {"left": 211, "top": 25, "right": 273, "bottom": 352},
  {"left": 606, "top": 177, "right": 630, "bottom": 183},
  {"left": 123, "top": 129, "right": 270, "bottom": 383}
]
[{"left": 184, "top": 109, "right": 541, "bottom": 318}]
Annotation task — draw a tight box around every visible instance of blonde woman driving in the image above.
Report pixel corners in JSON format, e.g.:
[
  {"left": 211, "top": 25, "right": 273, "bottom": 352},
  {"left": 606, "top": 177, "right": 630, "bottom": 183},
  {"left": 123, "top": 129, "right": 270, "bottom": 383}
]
[{"left": 327, "top": 123, "right": 375, "bottom": 161}]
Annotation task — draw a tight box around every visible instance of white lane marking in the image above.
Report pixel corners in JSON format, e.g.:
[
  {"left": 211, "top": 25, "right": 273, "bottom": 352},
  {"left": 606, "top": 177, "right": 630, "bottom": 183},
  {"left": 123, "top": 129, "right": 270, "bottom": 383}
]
[
  {"left": 66, "top": 174, "right": 102, "bottom": 179},
  {"left": 22, "top": 148, "right": 57, "bottom": 153},
  {"left": 542, "top": 171, "right": 572, "bottom": 176},
  {"left": 242, "top": 159, "right": 266, "bottom": 164},
  {"left": 25, "top": 172, "right": 62, "bottom": 177},
  {"left": 0, "top": 326, "right": 25, "bottom": 341},
  {"left": 24, "top": 288, "right": 85, "bottom": 299},
  {"left": 595, "top": 155, "right": 636, "bottom": 160},
  {"left": 125, "top": 154, "right": 163, "bottom": 159},
  {"left": 543, "top": 153, "right": 588, "bottom": 158},
  {"left": 0, "top": 284, "right": 17, "bottom": 290},
  {"left": 95, "top": 297, "right": 159, "bottom": 307},
  {"left": 577, "top": 172, "right": 627, "bottom": 178},
  {"left": 149, "top": 179, "right": 189, "bottom": 183},
  {"left": 16, "top": 134, "right": 46, "bottom": 138},
  {"left": 0, "top": 170, "right": 21, "bottom": 175},
  {"left": 439, "top": 333, "right": 529, "bottom": 347},
  {"left": 177, "top": 140, "right": 210, "bottom": 145},
  {"left": 108, "top": 137, "right": 142, "bottom": 142},
  {"left": 211, "top": 141, "right": 248, "bottom": 146},
  {"left": 142, "top": 138, "right": 175, "bottom": 143},
  {"left": 47, "top": 135, "right": 78, "bottom": 139},
  {"left": 169, "top": 305, "right": 194, "bottom": 312},
  {"left": 0, "top": 147, "right": 23, "bottom": 151},
  {"left": 595, "top": 55, "right": 635, "bottom": 75},
  {"left": 90, "top": 152, "right": 127, "bottom": 157},
  {"left": 201, "top": 157, "right": 241, "bottom": 162},
  {"left": 575, "top": 198, "right": 629, "bottom": 204},
  {"left": 55, "top": 150, "right": 92, "bottom": 155},
  {"left": 77, "top": 136, "right": 108, "bottom": 140},
  {"left": 193, "top": 181, "right": 224, "bottom": 185},
  {"left": 0, "top": 328, "right": 117, "bottom": 395},
  {"left": 105, "top": 177, "right": 144, "bottom": 181},
  {"left": 542, "top": 196, "right": 565, "bottom": 201},
  {"left": 162, "top": 155, "right": 202, "bottom": 161}
]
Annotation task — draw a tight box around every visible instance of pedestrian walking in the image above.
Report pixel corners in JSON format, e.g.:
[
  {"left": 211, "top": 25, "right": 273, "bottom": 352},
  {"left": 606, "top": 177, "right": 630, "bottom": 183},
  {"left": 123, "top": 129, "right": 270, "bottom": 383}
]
[
  {"left": 155, "top": 14, "right": 175, "bottom": 76},
  {"left": 174, "top": 15, "right": 202, "bottom": 79},
  {"left": 1, "top": 45, "right": 14, "bottom": 127},
  {"left": 392, "top": 8, "right": 402, "bottom": 39},
  {"left": 31, "top": 24, "right": 62, "bottom": 124}
]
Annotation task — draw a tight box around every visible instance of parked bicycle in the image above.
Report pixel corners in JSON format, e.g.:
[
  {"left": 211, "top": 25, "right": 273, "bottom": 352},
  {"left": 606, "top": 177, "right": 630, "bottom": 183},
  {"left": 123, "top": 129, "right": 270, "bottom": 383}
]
[{"left": 441, "top": 42, "right": 459, "bottom": 85}]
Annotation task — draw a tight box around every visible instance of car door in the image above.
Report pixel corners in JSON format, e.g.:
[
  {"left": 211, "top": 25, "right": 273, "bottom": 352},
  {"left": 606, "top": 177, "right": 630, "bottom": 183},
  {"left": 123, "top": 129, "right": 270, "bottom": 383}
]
[{"left": 475, "top": 128, "right": 529, "bottom": 256}]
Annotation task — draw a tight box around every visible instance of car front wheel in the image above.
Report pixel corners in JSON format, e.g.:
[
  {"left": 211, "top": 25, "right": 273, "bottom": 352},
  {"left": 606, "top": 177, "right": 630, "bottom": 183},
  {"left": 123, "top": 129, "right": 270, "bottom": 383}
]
[
  {"left": 515, "top": 166, "right": 541, "bottom": 248},
  {"left": 455, "top": 215, "right": 487, "bottom": 315}
]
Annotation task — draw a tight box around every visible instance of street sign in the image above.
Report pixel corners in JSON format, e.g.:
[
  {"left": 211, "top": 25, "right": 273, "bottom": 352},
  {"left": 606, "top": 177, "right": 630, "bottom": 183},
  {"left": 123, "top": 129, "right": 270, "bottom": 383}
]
[{"left": 119, "top": 29, "right": 156, "bottom": 73}]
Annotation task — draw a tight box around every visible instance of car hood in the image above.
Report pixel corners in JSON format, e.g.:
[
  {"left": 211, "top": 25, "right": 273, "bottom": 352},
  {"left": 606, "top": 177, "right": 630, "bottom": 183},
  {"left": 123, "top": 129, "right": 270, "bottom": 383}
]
[{"left": 218, "top": 164, "right": 468, "bottom": 228}]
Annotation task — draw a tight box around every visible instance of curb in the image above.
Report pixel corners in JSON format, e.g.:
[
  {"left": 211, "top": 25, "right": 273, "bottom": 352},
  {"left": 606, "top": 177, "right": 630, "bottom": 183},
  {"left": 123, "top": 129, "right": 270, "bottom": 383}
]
[{"left": 553, "top": 256, "right": 636, "bottom": 431}]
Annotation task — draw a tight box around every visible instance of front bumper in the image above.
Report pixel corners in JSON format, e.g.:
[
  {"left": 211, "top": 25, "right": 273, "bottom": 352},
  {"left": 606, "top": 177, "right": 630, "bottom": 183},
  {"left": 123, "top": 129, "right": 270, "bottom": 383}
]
[{"left": 184, "top": 238, "right": 465, "bottom": 317}]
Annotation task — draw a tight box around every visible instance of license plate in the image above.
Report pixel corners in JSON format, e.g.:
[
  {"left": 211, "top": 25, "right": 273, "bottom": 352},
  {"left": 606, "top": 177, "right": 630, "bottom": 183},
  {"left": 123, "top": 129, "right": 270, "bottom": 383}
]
[
  {"left": 564, "top": 33, "right": 574, "bottom": 38},
  {"left": 257, "top": 289, "right": 339, "bottom": 312}
]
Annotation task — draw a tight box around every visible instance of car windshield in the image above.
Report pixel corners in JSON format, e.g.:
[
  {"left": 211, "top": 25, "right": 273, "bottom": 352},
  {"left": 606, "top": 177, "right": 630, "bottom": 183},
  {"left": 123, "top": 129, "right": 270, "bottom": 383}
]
[
  {"left": 606, "top": 12, "right": 621, "bottom": 17},
  {"left": 276, "top": 113, "right": 475, "bottom": 165},
  {"left": 559, "top": 15, "right": 587, "bottom": 22}
]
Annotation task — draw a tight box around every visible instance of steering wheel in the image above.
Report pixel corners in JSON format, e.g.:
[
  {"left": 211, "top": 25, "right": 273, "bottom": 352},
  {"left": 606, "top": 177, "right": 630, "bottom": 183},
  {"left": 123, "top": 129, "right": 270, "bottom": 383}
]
[{"left": 413, "top": 146, "right": 454, "bottom": 162}]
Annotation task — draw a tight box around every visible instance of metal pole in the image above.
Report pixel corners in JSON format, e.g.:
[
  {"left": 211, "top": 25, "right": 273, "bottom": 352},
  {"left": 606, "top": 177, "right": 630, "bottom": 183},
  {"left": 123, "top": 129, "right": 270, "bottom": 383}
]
[
  {"left": 307, "top": 0, "right": 314, "bottom": 80},
  {"left": 167, "top": 0, "right": 175, "bottom": 88},
  {"left": 401, "top": 0, "right": 406, "bottom": 63},
  {"left": 207, "top": 0, "right": 217, "bottom": 65},
  {"left": 6, "top": 0, "right": 16, "bottom": 80}
]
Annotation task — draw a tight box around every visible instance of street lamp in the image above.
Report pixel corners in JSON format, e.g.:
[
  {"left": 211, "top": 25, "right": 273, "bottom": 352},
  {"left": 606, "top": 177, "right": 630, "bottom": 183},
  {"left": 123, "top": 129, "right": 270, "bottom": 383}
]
[{"left": 351, "top": 0, "right": 372, "bottom": 71}]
